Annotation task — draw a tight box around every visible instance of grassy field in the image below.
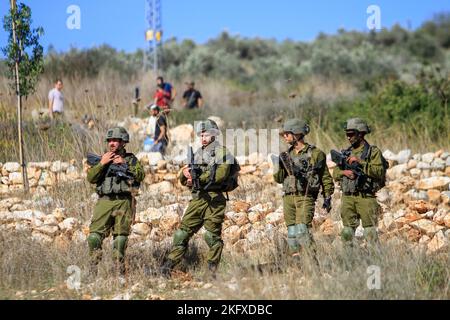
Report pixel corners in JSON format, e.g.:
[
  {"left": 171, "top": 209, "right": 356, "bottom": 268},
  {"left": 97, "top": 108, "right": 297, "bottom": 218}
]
[{"left": 0, "top": 72, "right": 449, "bottom": 300}]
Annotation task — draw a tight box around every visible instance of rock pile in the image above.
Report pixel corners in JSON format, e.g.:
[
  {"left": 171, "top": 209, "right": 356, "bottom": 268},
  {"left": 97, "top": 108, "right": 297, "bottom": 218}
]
[
  {"left": 0, "top": 160, "right": 82, "bottom": 194},
  {"left": 1, "top": 148, "right": 448, "bottom": 255},
  {"left": 373, "top": 149, "right": 450, "bottom": 254}
]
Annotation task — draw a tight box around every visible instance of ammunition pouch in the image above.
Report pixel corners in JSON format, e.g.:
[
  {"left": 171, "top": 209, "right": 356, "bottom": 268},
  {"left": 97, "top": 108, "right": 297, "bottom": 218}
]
[
  {"left": 96, "top": 176, "right": 132, "bottom": 196},
  {"left": 283, "top": 175, "right": 298, "bottom": 194}
]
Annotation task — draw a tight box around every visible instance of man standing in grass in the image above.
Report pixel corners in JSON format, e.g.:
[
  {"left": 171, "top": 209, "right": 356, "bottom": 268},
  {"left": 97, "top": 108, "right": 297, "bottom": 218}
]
[
  {"left": 273, "top": 119, "right": 334, "bottom": 262},
  {"left": 161, "top": 119, "right": 239, "bottom": 279},
  {"left": 48, "top": 79, "right": 64, "bottom": 119},
  {"left": 86, "top": 127, "right": 145, "bottom": 276},
  {"left": 332, "top": 118, "right": 387, "bottom": 247}
]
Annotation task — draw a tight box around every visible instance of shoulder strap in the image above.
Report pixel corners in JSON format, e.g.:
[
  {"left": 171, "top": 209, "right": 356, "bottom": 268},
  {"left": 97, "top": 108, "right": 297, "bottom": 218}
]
[
  {"left": 306, "top": 144, "right": 315, "bottom": 159},
  {"left": 125, "top": 153, "right": 137, "bottom": 166},
  {"left": 360, "top": 141, "right": 371, "bottom": 161}
]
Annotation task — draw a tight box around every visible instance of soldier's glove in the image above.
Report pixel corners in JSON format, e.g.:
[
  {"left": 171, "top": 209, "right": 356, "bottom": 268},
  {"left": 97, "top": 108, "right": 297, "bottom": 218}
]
[{"left": 322, "top": 196, "right": 332, "bottom": 213}]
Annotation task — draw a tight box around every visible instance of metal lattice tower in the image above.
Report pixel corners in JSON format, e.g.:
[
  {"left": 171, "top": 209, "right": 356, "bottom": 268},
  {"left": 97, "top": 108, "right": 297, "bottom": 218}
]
[{"left": 145, "top": 0, "right": 163, "bottom": 73}]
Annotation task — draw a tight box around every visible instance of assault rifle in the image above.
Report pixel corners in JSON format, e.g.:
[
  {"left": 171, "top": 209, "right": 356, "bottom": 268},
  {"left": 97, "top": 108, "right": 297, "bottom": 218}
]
[
  {"left": 187, "top": 146, "right": 202, "bottom": 191},
  {"left": 330, "top": 149, "right": 367, "bottom": 190},
  {"left": 87, "top": 152, "right": 134, "bottom": 181}
]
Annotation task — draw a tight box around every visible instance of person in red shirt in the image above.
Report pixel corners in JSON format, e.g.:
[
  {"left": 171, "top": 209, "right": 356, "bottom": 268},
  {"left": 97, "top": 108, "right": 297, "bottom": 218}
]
[{"left": 154, "top": 84, "right": 171, "bottom": 114}]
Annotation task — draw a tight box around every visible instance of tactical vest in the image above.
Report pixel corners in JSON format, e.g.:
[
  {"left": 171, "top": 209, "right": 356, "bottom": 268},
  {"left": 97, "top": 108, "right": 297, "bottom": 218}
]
[
  {"left": 341, "top": 143, "right": 387, "bottom": 194},
  {"left": 282, "top": 145, "right": 321, "bottom": 195},
  {"left": 194, "top": 142, "right": 237, "bottom": 192},
  {"left": 96, "top": 153, "right": 139, "bottom": 196}
]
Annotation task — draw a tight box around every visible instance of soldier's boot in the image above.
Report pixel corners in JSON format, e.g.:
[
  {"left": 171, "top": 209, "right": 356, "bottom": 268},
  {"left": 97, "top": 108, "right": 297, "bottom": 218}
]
[
  {"left": 364, "top": 227, "right": 381, "bottom": 257},
  {"left": 207, "top": 262, "right": 218, "bottom": 280},
  {"left": 287, "top": 225, "right": 300, "bottom": 260},
  {"left": 112, "top": 235, "right": 128, "bottom": 276},
  {"left": 87, "top": 233, "right": 103, "bottom": 278},
  {"left": 296, "top": 224, "right": 320, "bottom": 271},
  {"left": 204, "top": 230, "right": 224, "bottom": 277},
  {"left": 160, "top": 259, "right": 176, "bottom": 278},
  {"left": 363, "top": 226, "right": 379, "bottom": 244},
  {"left": 341, "top": 227, "right": 356, "bottom": 270},
  {"left": 341, "top": 226, "right": 355, "bottom": 246}
]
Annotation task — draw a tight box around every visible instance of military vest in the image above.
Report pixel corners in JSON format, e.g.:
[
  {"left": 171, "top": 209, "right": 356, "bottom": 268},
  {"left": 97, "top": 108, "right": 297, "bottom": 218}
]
[
  {"left": 193, "top": 141, "right": 234, "bottom": 192},
  {"left": 96, "top": 153, "right": 139, "bottom": 196},
  {"left": 282, "top": 144, "right": 321, "bottom": 195},
  {"left": 341, "top": 142, "right": 387, "bottom": 194}
]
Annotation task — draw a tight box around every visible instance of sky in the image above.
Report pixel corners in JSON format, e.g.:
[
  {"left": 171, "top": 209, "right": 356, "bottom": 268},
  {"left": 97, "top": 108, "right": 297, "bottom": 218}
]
[{"left": 0, "top": 0, "right": 449, "bottom": 54}]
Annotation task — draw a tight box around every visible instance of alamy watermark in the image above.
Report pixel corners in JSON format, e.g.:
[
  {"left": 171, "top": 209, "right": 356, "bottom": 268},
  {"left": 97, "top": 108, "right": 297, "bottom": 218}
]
[
  {"left": 66, "top": 265, "right": 81, "bottom": 290},
  {"left": 67, "top": 5, "right": 81, "bottom": 30},
  {"left": 183, "top": 123, "right": 282, "bottom": 167},
  {"left": 367, "top": 5, "right": 381, "bottom": 30},
  {"left": 366, "top": 265, "right": 381, "bottom": 290}
]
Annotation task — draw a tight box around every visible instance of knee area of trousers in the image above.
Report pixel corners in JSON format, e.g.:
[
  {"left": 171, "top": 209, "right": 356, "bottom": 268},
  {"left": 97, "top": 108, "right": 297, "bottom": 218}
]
[
  {"left": 87, "top": 233, "right": 102, "bottom": 250},
  {"left": 363, "top": 227, "right": 378, "bottom": 240},
  {"left": 287, "top": 225, "right": 297, "bottom": 239},
  {"left": 204, "top": 230, "right": 222, "bottom": 248},
  {"left": 341, "top": 227, "right": 355, "bottom": 242},
  {"left": 113, "top": 235, "right": 128, "bottom": 250},
  {"left": 173, "top": 229, "right": 190, "bottom": 247},
  {"left": 295, "top": 224, "right": 309, "bottom": 237}
]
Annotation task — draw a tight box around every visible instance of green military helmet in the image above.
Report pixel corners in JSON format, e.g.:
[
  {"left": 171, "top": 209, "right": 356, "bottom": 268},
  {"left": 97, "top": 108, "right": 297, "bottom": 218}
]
[
  {"left": 196, "top": 119, "right": 220, "bottom": 136},
  {"left": 344, "top": 118, "right": 371, "bottom": 134},
  {"left": 105, "top": 127, "right": 130, "bottom": 143},
  {"left": 280, "top": 119, "right": 310, "bottom": 136}
]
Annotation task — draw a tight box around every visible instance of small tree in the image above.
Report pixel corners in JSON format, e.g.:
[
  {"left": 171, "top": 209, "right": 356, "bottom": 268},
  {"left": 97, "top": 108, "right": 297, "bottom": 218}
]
[{"left": 2, "top": 0, "right": 44, "bottom": 193}]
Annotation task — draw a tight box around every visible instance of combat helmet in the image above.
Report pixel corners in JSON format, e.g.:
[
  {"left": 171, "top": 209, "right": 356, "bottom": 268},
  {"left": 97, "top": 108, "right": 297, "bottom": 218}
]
[
  {"left": 105, "top": 127, "right": 130, "bottom": 143},
  {"left": 196, "top": 119, "right": 220, "bottom": 136},
  {"left": 280, "top": 119, "right": 310, "bottom": 136},
  {"left": 344, "top": 118, "right": 371, "bottom": 134}
]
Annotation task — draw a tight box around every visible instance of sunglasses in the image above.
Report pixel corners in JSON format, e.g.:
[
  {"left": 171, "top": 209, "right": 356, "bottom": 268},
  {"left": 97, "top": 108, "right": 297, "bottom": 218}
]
[
  {"left": 282, "top": 132, "right": 293, "bottom": 136},
  {"left": 346, "top": 131, "right": 357, "bottom": 137}
]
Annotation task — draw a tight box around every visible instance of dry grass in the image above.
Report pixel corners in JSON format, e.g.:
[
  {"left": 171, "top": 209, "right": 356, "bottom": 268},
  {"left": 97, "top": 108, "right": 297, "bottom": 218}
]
[
  {"left": 0, "top": 180, "right": 449, "bottom": 300},
  {"left": 0, "top": 73, "right": 449, "bottom": 300},
  {"left": 1, "top": 227, "right": 448, "bottom": 300}
]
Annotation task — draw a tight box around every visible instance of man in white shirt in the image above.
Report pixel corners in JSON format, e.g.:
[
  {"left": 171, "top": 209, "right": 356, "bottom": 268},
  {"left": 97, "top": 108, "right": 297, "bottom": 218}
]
[{"left": 48, "top": 79, "right": 64, "bottom": 119}]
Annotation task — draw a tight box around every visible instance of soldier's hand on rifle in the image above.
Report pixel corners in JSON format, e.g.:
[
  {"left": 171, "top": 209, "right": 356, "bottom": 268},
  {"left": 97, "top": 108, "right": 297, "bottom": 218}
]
[
  {"left": 347, "top": 156, "right": 361, "bottom": 165},
  {"left": 100, "top": 152, "right": 115, "bottom": 165},
  {"left": 112, "top": 155, "right": 125, "bottom": 164},
  {"left": 182, "top": 166, "right": 192, "bottom": 179},
  {"left": 342, "top": 170, "right": 356, "bottom": 180}
]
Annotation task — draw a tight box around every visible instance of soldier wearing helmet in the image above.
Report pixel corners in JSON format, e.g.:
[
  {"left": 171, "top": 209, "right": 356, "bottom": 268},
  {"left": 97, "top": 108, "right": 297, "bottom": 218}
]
[
  {"left": 162, "top": 119, "right": 238, "bottom": 279},
  {"left": 273, "top": 119, "right": 334, "bottom": 262},
  {"left": 86, "top": 127, "right": 145, "bottom": 276},
  {"left": 333, "top": 118, "right": 387, "bottom": 247}
]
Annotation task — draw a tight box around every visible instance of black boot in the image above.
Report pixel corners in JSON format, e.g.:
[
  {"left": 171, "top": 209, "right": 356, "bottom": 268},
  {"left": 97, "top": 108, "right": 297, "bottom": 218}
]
[
  {"left": 207, "top": 262, "right": 218, "bottom": 280},
  {"left": 88, "top": 261, "right": 99, "bottom": 279},
  {"left": 161, "top": 259, "right": 175, "bottom": 278},
  {"left": 113, "top": 260, "right": 126, "bottom": 277}
]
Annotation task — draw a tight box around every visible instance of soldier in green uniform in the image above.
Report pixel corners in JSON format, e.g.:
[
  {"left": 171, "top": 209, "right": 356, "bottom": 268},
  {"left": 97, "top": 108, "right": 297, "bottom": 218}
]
[
  {"left": 162, "top": 119, "right": 237, "bottom": 278},
  {"left": 86, "top": 127, "right": 145, "bottom": 275},
  {"left": 273, "top": 119, "right": 334, "bottom": 259},
  {"left": 332, "top": 118, "right": 387, "bottom": 245}
]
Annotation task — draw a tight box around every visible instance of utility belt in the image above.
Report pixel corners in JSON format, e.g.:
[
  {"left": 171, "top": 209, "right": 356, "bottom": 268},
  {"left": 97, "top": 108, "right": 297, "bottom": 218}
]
[
  {"left": 99, "top": 193, "right": 132, "bottom": 201},
  {"left": 343, "top": 191, "right": 375, "bottom": 198},
  {"left": 284, "top": 191, "right": 318, "bottom": 198},
  {"left": 192, "top": 190, "right": 225, "bottom": 201}
]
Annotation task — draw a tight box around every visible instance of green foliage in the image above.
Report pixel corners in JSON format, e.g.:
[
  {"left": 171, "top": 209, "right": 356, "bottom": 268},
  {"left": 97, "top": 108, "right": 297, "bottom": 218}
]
[
  {"left": 44, "top": 45, "right": 142, "bottom": 81},
  {"left": 325, "top": 68, "right": 450, "bottom": 143},
  {"left": 2, "top": 1, "right": 44, "bottom": 97}
]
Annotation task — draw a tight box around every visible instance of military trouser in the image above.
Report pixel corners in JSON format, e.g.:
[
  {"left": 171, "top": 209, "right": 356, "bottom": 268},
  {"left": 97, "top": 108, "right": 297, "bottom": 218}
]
[
  {"left": 167, "top": 192, "right": 226, "bottom": 266},
  {"left": 340, "top": 194, "right": 380, "bottom": 244},
  {"left": 87, "top": 195, "right": 134, "bottom": 265},
  {"left": 283, "top": 194, "right": 316, "bottom": 254}
]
